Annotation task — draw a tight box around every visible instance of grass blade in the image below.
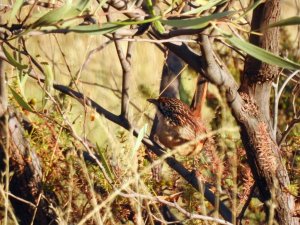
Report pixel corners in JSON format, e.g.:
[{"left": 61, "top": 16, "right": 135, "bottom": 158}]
[
  {"left": 96, "top": 143, "right": 114, "bottom": 180},
  {"left": 131, "top": 124, "right": 148, "bottom": 159}
]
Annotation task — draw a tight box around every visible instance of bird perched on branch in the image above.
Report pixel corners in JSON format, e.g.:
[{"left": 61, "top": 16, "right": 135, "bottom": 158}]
[{"left": 148, "top": 97, "right": 207, "bottom": 156}]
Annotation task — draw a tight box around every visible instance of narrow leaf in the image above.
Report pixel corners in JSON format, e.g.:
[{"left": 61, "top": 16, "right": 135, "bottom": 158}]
[
  {"left": 182, "top": 0, "right": 228, "bottom": 16},
  {"left": 112, "top": 16, "right": 161, "bottom": 25},
  {"left": 96, "top": 143, "right": 114, "bottom": 180},
  {"left": 227, "top": 35, "right": 300, "bottom": 70},
  {"left": 31, "top": 2, "right": 77, "bottom": 28},
  {"left": 65, "top": 23, "right": 124, "bottom": 34},
  {"left": 9, "top": 0, "right": 24, "bottom": 24},
  {"left": 75, "top": 0, "right": 90, "bottom": 12},
  {"left": 161, "top": 11, "right": 234, "bottom": 29},
  {"left": 268, "top": 16, "right": 300, "bottom": 28},
  {"left": 145, "top": 0, "right": 165, "bottom": 33},
  {"left": 131, "top": 124, "right": 148, "bottom": 159},
  {"left": 9, "top": 86, "right": 35, "bottom": 112},
  {"left": 2, "top": 45, "right": 28, "bottom": 70}
]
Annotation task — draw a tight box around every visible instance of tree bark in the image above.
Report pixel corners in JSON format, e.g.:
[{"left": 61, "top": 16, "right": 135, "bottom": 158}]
[{"left": 238, "top": 1, "right": 297, "bottom": 224}]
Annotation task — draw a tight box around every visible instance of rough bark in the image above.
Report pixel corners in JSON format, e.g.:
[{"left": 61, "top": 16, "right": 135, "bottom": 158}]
[{"left": 238, "top": 1, "right": 297, "bottom": 224}]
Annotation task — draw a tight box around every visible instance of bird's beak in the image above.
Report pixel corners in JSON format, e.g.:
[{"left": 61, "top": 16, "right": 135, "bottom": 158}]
[{"left": 147, "top": 98, "right": 158, "bottom": 105}]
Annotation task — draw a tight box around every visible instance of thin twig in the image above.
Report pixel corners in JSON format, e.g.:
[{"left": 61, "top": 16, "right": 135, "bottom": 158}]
[
  {"left": 279, "top": 117, "right": 300, "bottom": 146},
  {"left": 107, "top": 8, "right": 133, "bottom": 122},
  {"left": 273, "top": 70, "right": 300, "bottom": 137},
  {"left": 119, "top": 192, "right": 234, "bottom": 225}
]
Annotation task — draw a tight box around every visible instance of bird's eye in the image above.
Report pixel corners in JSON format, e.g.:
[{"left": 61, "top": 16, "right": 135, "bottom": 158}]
[{"left": 160, "top": 102, "right": 166, "bottom": 108}]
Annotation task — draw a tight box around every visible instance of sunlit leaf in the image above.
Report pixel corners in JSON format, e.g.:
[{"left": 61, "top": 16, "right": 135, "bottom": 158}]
[
  {"left": 31, "top": 0, "right": 90, "bottom": 28},
  {"left": 131, "top": 124, "right": 148, "bottom": 159},
  {"left": 9, "top": 86, "right": 35, "bottom": 113},
  {"left": 268, "top": 16, "right": 300, "bottom": 28},
  {"left": 2, "top": 45, "right": 28, "bottom": 70},
  {"left": 9, "top": 0, "right": 24, "bottom": 24},
  {"left": 76, "top": 0, "right": 90, "bottom": 12},
  {"left": 146, "top": 0, "right": 165, "bottom": 33},
  {"left": 161, "top": 11, "right": 234, "bottom": 29},
  {"left": 227, "top": 35, "right": 300, "bottom": 70},
  {"left": 96, "top": 143, "right": 114, "bottom": 180},
  {"left": 112, "top": 16, "right": 161, "bottom": 25},
  {"left": 182, "top": 0, "right": 228, "bottom": 16},
  {"left": 63, "top": 23, "right": 124, "bottom": 34}
]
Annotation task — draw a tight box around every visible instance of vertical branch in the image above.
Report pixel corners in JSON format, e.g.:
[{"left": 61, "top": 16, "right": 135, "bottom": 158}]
[
  {"left": 241, "top": 0, "right": 280, "bottom": 136},
  {"left": 114, "top": 37, "right": 132, "bottom": 122},
  {"left": 105, "top": 8, "right": 133, "bottom": 123}
]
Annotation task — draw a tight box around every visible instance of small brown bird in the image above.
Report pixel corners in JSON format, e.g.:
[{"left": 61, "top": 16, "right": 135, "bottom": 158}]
[{"left": 148, "top": 97, "right": 207, "bottom": 156}]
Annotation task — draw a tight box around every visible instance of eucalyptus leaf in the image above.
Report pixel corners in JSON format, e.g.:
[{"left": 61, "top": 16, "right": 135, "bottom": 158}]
[
  {"left": 112, "top": 16, "right": 161, "bottom": 25},
  {"left": 182, "top": 0, "right": 228, "bottom": 16},
  {"left": 161, "top": 11, "right": 234, "bottom": 29},
  {"left": 2, "top": 45, "right": 28, "bottom": 70},
  {"left": 268, "top": 16, "right": 300, "bottom": 28},
  {"left": 227, "top": 35, "right": 300, "bottom": 70},
  {"left": 9, "top": 0, "right": 24, "bottom": 24},
  {"left": 31, "top": 0, "right": 89, "bottom": 29},
  {"left": 65, "top": 23, "right": 124, "bottom": 34},
  {"left": 9, "top": 86, "right": 35, "bottom": 113}
]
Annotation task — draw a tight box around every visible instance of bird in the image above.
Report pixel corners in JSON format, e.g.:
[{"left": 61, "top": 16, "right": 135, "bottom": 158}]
[{"left": 148, "top": 97, "right": 207, "bottom": 156}]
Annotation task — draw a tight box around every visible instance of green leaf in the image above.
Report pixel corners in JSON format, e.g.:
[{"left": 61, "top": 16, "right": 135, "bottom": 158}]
[
  {"left": 227, "top": 35, "right": 300, "bottom": 70},
  {"left": 2, "top": 45, "right": 28, "bottom": 70},
  {"left": 9, "top": 0, "right": 24, "bottom": 24},
  {"left": 31, "top": 0, "right": 84, "bottom": 28},
  {"left": 268, "top": 16, "right": 300, "bottom": 28},
  {"left": 75, "top": 0, "right": 90, "bottom": 12},
  {"left": 9, "top": 86, "right": 35, "bottom": 113},
  {"left": 62, "top": 23, "right": 124, "bottom": 34},
  {"left": 131, "top": 124, "right": 148, "bottom": 159},
  {"left": 145, "top": 0, "right": 165, "bottom": 33},
  {"left": 182, "top": 0, "right": 228, "bottom": 16},
  {"left": 161, "top": 11, "right": 234, "bottom": 29},
  {"left": 112, "top": 16, "right": 161, "bottom": 25},
  {"left": 96, "top": 143, "right": 114, "bottom": 180}
]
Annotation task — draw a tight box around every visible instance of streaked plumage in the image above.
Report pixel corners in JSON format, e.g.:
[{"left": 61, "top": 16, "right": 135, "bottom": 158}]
[{"left": 148, "top": 97, "right": 206, "bottom": 155}]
